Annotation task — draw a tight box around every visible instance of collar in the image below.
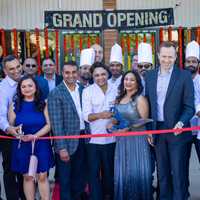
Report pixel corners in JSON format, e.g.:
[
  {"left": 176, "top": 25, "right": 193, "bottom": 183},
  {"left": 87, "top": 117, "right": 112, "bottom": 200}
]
[
  {"left": 93, "top": 81, "right": 113, "bottom": 94},
  {"left": 158, "top": 66, "right": 174, "bottom": 76},
  {"left": 6, "top": 76, "right": 18, "bottom": 87},
  {"left": 111, "top": 75, "right": 122, "bottom": 82},
  {"left": 63, "top": 80, "right": 79, "bottom": 92},
  {"left": 44, "top": 73, "right": 56, "bottom": 81}
]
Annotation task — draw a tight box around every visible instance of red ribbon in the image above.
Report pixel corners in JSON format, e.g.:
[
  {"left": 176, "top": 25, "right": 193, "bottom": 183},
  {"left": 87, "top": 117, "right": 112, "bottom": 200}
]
[
  {"left": 168, "top": 26, "right": 172, "bottom": 41},
  {"left": 12, "top": 28, "right": 18, "bottom": 57},
  {"left": 127, "top": 35, "right": 130, "bottom": 54},
  {"left": 159, "top": 27, "right": 164, "bottom": 44},
  {"left": 151, "top": 34, "right": 155, "bottom": 51},
  {"left": 135, "top": 34, "right": 138, "bottom": 52},
  {"left": 44, "top": 28, "right": 49, "bottom": 58},
  {"left": 79, "top": 35, "right": 83, "bottom": 51},
  {"left": 178, "top": 27, "right": 183, "bottom": 69},
  {"left": 197, "top": 26, "right": 200, "bottom": 44},
  {"left": 1, "top": 29, "right": 7, "bottom": 57},
  {"left": 63, "top": 35, "right": 67, "bottom": 55},
  {"left": 96, "top": 35, "right": 100, "bottom": 44},
  {"left": 1, "top": 126, "right": 200, "bottom": 140},
  {"left": 143, "top": 33, "right": 147, "bottom": 43},
  {"left": 35, "top": 28, "right": 41, "bottom": 75},
  {"left": 55, "top": 30, "right": 59, "bottom": 73}
]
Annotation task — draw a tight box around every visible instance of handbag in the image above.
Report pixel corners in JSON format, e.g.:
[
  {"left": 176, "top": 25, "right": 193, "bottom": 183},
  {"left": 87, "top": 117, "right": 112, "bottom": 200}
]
[{"left": 28, "top": 139, "right": 38, "bottom": 178}]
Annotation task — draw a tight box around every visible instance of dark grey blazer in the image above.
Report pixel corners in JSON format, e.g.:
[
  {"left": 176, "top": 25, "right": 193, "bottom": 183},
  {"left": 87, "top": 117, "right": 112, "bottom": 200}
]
[
  {"left": 48, "top": 82, "right": 83, "bottom": 155},
  {"left": 145, "top": 66, "right": 195, "bottom": 140}
]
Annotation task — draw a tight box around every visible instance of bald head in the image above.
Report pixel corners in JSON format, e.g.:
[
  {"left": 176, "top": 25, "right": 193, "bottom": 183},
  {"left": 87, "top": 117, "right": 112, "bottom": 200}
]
[{"left": 91, "top": 44, "right": 103, "bottom": 62}]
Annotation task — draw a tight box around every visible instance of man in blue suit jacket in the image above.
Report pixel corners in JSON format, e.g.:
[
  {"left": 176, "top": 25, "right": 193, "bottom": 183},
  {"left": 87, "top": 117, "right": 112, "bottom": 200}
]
[
  {"left": 42, "top": 58, "right": 63, "bottom": 91},
  {"left": 145, "top": 41, "right": 195, "bottom": 200},
  {"left": 48, "top": 61, "right": 86, "bottom": 200}
]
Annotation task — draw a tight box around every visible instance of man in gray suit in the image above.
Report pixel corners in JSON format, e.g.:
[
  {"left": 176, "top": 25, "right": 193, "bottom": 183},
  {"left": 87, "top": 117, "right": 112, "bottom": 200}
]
[
  {"left": 145, "top": 41, "right": 195, "bottom": 200},
  {"left": 48, "top": 61, "right": 86, "bottom": 200}
]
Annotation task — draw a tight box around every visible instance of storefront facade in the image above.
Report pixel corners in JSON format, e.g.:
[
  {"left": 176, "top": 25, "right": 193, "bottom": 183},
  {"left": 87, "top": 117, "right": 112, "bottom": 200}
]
[{"left": 0, "top": 0, "right": 200, "bottom": 75}]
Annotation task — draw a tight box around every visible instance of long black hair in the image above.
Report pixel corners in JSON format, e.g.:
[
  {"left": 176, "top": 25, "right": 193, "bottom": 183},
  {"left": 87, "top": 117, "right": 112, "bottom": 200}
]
[
  {"left": 116, "top": 70, "right": 143, "bottom": 104},
  {"left": 15, "top": 75, "right": 45, "bottom": 112}
]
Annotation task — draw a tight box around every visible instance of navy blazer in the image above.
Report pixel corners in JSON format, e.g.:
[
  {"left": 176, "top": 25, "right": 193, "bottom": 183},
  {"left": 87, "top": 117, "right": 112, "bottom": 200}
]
[
  {"left": 55, "top": 74, "right": 63, "bottom": 86},
  {"left": 145, "top": 66, "right": 195, "bottom": 135},
  {"left": 48, "top": 82, "right": 83, "bottom": 155}
]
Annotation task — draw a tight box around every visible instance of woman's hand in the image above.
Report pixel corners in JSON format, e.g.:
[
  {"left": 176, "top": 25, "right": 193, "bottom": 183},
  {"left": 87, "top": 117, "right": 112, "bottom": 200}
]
[{"left": 21, "top": 134, "right": 37, "bottom": 142}]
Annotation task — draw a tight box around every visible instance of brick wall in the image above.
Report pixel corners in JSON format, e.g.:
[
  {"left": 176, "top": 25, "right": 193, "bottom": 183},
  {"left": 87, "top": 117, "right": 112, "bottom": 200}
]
[{"left": 103, "top": 30, "right": 118, "bottom": 64}]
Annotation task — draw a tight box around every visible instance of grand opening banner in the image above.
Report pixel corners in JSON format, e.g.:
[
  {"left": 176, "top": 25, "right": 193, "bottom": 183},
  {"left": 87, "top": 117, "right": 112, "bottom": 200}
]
[{"left": 44, "top": 8, "right": 174, "bottom": 30}]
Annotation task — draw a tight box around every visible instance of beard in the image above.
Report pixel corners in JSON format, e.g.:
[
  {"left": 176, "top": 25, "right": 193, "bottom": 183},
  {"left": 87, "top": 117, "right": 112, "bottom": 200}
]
[
  {"left": 184, "top": 65, "right": 198, "bottom": 74},
  {"left": 81, "top": 74, "right": 91, "bottom": 81}
]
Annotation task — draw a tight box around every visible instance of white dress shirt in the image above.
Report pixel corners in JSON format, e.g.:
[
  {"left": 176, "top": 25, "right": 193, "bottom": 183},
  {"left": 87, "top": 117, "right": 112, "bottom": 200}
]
[
  {"left": 64, "top": 82, "right": 85, "bottom": 130},
  {"left": 0, "top": 76, "right": 18, "bottom": 131},
  {"left": 156, "top": 67, "right": 173, "bottom": 121},
  {"left": 190, "top": 74, "right": 200, "bottom": 138},
  {"left": 44, "top": 74, "right": 56, "bottom": 92},
  {"left": 82, "top": 82, "right": 118, "bottom": 144},
  {"left": 108, "top": 75, "right": 122, "bottom": 90}
]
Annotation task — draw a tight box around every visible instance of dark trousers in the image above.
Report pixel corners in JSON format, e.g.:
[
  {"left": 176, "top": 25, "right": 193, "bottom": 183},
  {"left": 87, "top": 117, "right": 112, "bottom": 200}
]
[
  {"left": 56, "top": 137, "right": 86, "bottom": 200},
  {"left": 0, "top": 137, "right": 25, "bottom": 200},
  {"left": 189, "top": 134, "right": 200, "bottom": 162},
  {"left": 86, "top": 143, "right": 115, "bottom": 200},
  {"left": 155, "top": 122, "right": 192, "bottom": 200}
]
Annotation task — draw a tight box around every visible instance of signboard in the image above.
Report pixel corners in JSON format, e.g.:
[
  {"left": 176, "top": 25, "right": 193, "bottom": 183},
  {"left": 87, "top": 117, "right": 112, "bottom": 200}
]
[{"left": 45, "top": 8, "right": 174, "bottom": 30}]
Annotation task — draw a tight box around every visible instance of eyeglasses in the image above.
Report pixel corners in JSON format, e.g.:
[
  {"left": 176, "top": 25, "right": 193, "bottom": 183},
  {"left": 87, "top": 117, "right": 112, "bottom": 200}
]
[
  {"left": 25, "top": 64, "right": 37, "bottom": 68},
  {"left": 138, "top": 64, "right": 152, "bottom": 69},
  {"left": 43, "top": 64, "right": 54, "bottom": 67}
]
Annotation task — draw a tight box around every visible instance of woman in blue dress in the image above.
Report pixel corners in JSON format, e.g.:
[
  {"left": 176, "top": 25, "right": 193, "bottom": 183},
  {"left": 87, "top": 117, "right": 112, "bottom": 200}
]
[
  {"left": 8, "top": 75, "right": 54, "bottom": 200},
  {"left": 110, "top": 70, "right": 153, "bottom": 200}
]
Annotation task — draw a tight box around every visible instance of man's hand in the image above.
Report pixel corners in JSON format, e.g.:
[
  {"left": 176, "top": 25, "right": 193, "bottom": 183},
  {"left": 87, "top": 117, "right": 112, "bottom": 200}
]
[
  {"left": 98, "top": 111, "right": 113, "bottom": 119},
  {"left": 59, "top": 149, "right": 70, "bottom": 162},
  {"left": 6, "top": 125, "right": 21, "bottom": 136},
  {"left": 196, "top": 111, "right": 200, "bottom": 118},
  {"left": 173, "top": 121, "right": 184, "bottom": 136},
  {"left": 147, "top": 134, "right": 154, "bottom": 146}
]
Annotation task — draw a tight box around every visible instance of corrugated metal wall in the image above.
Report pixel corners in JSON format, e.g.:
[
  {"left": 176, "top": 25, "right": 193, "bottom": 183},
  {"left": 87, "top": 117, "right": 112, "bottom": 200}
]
[
  {"left": 0, "top": 0, "right": 199, "bottom": 29},
  {"left": 117, "top": 0, "right": 200, "bottom": 27},
  {"left": 0, "top": 0, "right": 103, "bottom": 29}
]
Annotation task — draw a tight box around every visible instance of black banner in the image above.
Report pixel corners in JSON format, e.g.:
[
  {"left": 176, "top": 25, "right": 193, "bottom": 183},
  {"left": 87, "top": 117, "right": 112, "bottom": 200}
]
[{"left": 44, "top": 8, "right": 174, "bottom": 30}]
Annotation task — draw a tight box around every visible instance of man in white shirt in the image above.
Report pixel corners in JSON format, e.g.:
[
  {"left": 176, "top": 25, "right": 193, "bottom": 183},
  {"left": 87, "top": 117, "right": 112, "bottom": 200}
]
[
  {"left": 184, "top": 40, "right": 200, "bottom": 163},
  {"left": 0, "top": 55, "right": 25, "bottom": 200},
  {"left": 108, "top": 43, "right": 123, "bottom": 89},
  {"left": 82, "top": 62, "right": 118, "bottom": 200}
]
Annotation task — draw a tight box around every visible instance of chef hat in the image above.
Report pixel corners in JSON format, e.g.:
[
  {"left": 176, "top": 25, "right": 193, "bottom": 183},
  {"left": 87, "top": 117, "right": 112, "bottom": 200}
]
[
  {"left": 109, "top": 43, "right": 123, "bottom": 65},
  {"left": 185, "top": 40, "right": 200, "bottom": 60},
  {"left": 138, "top": 42, "right": 153, "bottom": 64},
  {"left": 80, "top": 48, "right": 95, "bottom": 67}
]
